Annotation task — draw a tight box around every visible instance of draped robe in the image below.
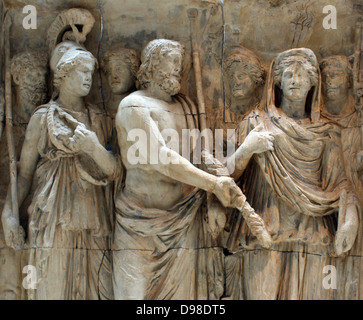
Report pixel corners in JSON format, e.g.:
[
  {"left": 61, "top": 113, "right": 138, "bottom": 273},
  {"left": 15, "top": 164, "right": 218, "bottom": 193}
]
[
  {"left": 319, "top": 96, "right": 363, "bottom": 299},
  {"left": 225, "top": 91, "right": 360, "bottom": 300},
  {"left": 113, "top": 94, "right": 224, "bottom": 300},
  {"left": 26, "top": 101, "right": 114, "bottom": 300}
]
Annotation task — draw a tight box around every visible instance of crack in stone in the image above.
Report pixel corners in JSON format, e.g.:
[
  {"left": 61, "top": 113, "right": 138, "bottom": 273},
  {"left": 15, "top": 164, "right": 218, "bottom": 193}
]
[{"left": 1, "top": 246, "right": 363, "bottom": 259}]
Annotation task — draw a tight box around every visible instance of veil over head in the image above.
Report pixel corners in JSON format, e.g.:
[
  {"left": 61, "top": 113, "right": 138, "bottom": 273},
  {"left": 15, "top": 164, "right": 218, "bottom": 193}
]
[{"left": 265, "top": 48, "right": 321, "bottom": 123}]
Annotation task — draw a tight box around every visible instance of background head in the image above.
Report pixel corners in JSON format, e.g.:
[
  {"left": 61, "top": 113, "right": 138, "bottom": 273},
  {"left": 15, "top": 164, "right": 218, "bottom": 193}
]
[
  {"left": 101, "top": 46, "right": 140, "bottom": 94},
  {"left": 11, "top": 50, "right": 49, "bottom": 118},
  {"left": 319, "top": 55, "right": 352, "bottom": 102},
  {"left": 223, "top": 46, "right": 265, "bottom": 101}
]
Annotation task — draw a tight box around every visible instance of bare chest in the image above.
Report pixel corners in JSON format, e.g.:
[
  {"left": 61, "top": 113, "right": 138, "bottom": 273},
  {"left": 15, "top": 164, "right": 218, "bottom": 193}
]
[{"left": 149, "top": 100, "right": 188, "bottom": 136}]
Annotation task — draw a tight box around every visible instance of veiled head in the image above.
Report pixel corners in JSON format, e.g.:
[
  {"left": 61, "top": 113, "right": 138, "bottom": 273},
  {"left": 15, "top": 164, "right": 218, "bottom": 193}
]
[{"left": 273, "top": 48, "right": 318, "bottom": 102}]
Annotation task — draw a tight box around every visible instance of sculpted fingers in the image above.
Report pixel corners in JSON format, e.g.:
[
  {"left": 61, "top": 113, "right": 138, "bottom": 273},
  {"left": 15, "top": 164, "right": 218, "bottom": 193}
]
[
  {"left": 5, "top": 230, "right": 13, "bottom": 248},
  {"left": 334, "top": 223, "right": 355, "bottom": 257},
  {"left": 267, "top": 140, "right": 274, "bottom": 151},
  {"left": 232, "top": 194, "right": 246, "bottom": 209},
  {"left": 255, "top": 132, "right": 274, "bottom": 152},
  {"left": 260, "top": 131, "right": 274, "bottom": 141},
  {"left": 14, "top": 226, "right": 25, "bottom": 250},
  {"left": 5, "top": 225, "right": 24, "bottom": 250},
  {"left": 72, "top": 126, "right": 99, "bottom": 155},
  {"left": 252, "top": 124, "right": 264, "bottom": 132},
  {"left": 267, "top": 133, "right": 274, "bottom": 142},
  {"left": 334, "top": 233, "right": 345, "bottom": 257},
  {"left": 214, "top": 177, "right": 246, "bottom": 208},
  {"left": 74, "top": 127, "right": 87, "bottom": 139}
]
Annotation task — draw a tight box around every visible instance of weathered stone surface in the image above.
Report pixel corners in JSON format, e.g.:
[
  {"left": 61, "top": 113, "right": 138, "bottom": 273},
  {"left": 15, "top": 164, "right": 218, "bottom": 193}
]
[{"left": 0, "top": 0, "right": 362, "bottom": 300}]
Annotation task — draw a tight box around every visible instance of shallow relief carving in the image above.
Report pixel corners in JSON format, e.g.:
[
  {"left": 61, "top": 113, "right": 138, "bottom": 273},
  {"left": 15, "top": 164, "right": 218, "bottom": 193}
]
[{"left": 0, "top": 0, "right": 362, "bottom": 300}]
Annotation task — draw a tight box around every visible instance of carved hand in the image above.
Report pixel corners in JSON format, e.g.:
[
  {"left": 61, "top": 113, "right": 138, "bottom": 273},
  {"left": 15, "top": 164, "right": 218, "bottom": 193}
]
[
  {"left": 2, "top": 214, "right": 25, "bottom": 251},
  {"left": 334, "top": 217, "right": 357, "bottom": 257},
  {"left": 334, "top": 191, "right": 358, "bottom": 257},
  {"left": 72, "top": 124, "right": 100, "bottom": 155},
  {"left": 241, "top": 124, "right": 274, "bottom": 155},
  {"left": 212, "top": 176, "right": 246, "bottom": 208}
]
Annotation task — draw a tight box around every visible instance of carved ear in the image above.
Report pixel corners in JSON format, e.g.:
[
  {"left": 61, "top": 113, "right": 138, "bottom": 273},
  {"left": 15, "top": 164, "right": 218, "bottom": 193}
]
[
  {"left": 347, "top": 54, "right": 355, "bottom": 87},
  {"left": 348, "top": 54, "right": 355, "bottom": 67},
  {"left": 12, "top": 74, "right": 21, "bottom": 86}
]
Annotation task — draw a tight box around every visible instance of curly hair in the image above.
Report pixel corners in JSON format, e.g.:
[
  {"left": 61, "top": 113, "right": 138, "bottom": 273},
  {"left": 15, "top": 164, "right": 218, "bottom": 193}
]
[
  {"left": 101, "top": 46, "right": 140, "bottom": 79},
  {"left": 273, "top": 56, "right": 318, "bottom": 88},
  {"left": 223, "top": 47, "right": 265, "bottom": 87},
  {"left": 136, "top": 39, "right": 185, "bottom": 90},
  {"left": 319, "top": 55, "right": 352, "bottom": 86},
  {"left": 11, "top": 50, "right": 49, "bottom": 80}
]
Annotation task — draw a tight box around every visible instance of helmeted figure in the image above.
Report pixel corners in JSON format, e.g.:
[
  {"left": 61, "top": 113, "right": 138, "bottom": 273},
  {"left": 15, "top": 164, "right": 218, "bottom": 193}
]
[{"left": 2, "top": 41, "right": 118, "bottom": 300}]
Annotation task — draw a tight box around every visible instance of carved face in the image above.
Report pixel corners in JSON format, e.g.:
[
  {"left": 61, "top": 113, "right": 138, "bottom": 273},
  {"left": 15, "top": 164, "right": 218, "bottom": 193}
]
[
  {"left": 17, "top": 68, "right": 47, "bottom": 89},
  {"left": 14, "top": 67, "right": 48, "bottom": 120},
  {"left": 106, "top": 57, "right": 134, "bottom": 95},
  {"left": 154, "top": 50, "right": 183, "bottom": 96},
  {"left": 321, "top": 66, "right": 350, "bottom": 102},
  {"left": 158, "top": 50, "right": 182, "bottom": 80},
  {"left": 61, "top": 59, "right": 95, "bottom": 97},
  {"left": 280, "top": 62, "right": 312, "bottom": 101},
  {"left": 229, "top": 67, "right": 255, "bottom": 100}
]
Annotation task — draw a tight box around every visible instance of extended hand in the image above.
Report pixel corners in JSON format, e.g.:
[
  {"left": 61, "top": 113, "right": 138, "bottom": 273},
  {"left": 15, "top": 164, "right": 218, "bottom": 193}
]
[
  {"left": 334, "top": 192, "right": 358, "bottom": 257},
  {"left": 242, "top": 124, "right": 274, "bottom": 155},
  {"left": 334, "top": 219, "right": 357, "bottom": 256},
  {"left": 212, "top": 176, "right": 246, "bottom": 208}
]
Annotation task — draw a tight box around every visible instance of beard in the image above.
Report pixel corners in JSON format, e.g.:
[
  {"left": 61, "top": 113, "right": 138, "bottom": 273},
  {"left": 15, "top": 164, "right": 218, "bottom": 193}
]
[
  {"left": 20, "top": 84, "right": 48, "bottom": 109},
  {"left": 155, "top": 69, "right": 181, "bottom": 96}
]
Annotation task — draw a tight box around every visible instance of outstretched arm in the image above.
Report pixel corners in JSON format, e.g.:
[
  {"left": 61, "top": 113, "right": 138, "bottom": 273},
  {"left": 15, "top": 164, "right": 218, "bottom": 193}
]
[
  {"left": 225, "top": 124, "right": 274, "bottom": 180},
  {"left": 117, "top": 104, "right": 244, "bottom": 208}
]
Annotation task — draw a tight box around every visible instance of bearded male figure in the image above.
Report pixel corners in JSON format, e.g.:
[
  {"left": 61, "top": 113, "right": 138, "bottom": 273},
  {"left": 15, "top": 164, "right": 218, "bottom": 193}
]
[
  {"left": 113, "top": 39, "right": 247, "bottom": 300},
  {"left": 10, "top": 51, "right": 49, "bottom": 123},
  {"left": 0, "top": 51, "right": 49, "bottom": 300}
]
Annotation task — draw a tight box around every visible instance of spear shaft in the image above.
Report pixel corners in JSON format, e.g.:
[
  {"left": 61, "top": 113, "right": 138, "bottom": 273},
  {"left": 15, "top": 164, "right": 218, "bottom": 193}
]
[
  {"left": 4, "top": 12, "right": 19, "bottom": 224},
  {"left": 354, "top": 21, "right": 363, "bottom": 149}
]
